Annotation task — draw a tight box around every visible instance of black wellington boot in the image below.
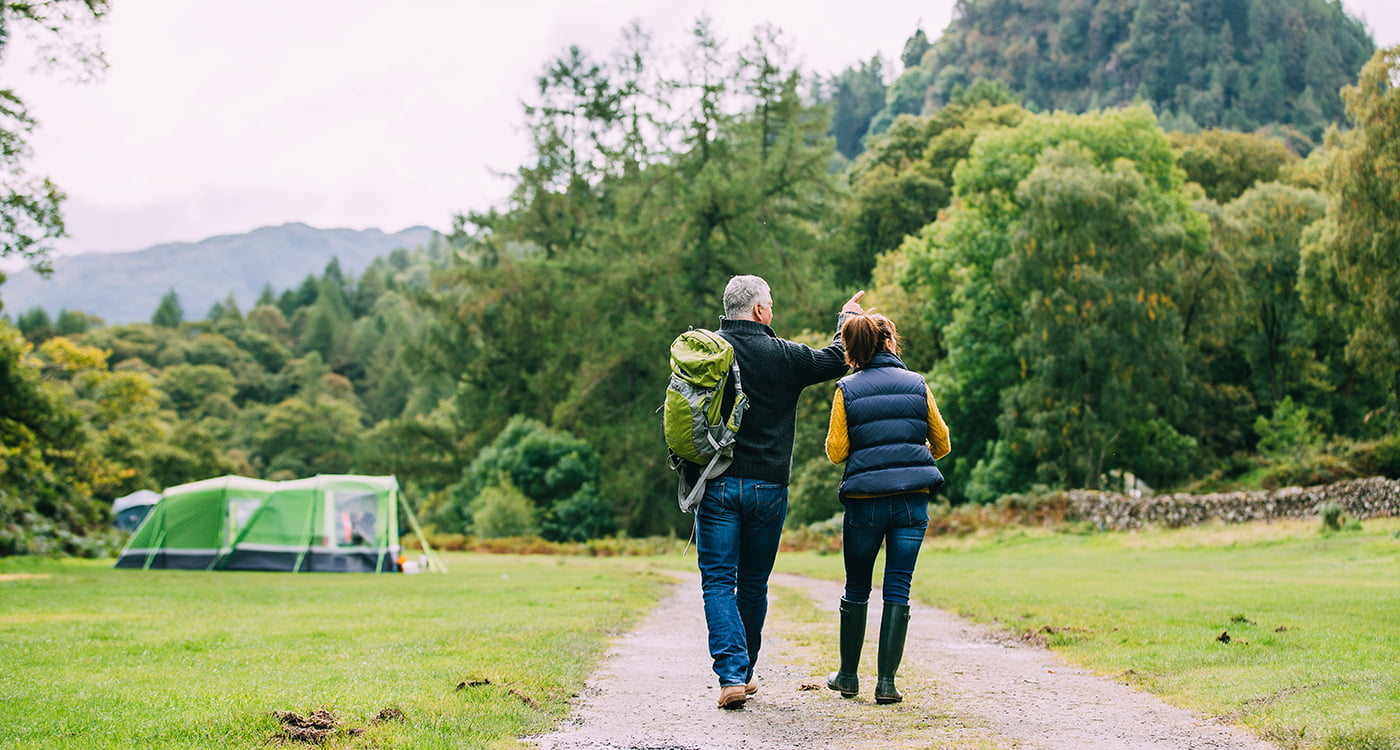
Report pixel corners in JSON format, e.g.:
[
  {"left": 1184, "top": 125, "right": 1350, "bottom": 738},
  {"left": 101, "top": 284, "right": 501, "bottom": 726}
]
[
  {"left": 826, "top": 598, "right": 867, "bottom": 698},
  {"left": 874, "top": 601, "right": 911, "bottom": 704}
]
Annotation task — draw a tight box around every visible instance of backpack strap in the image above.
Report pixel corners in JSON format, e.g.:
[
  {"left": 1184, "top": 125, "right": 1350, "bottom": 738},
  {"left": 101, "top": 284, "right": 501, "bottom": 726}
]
[
  {"left": 679, "top": 444, "right": 731, "bottom": 513},
  {"left": 724, "top": 360, "right": 746, "bottom": 432}
]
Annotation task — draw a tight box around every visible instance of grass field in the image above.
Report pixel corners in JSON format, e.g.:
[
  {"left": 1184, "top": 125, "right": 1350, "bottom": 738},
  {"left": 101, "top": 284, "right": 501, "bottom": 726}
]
[
  {"left": 0, "top": 554, "right": 668, "bottom": 749},
  {"left": 3, "top": 519, "right": 1397, "bottom": 750},
  {"left": 777, "top": 517, "right": 1400, "bottom": 750}
]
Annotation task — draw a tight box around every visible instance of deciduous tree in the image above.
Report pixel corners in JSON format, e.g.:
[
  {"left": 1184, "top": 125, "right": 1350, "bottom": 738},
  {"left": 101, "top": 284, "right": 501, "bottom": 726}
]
[
  {"left": 1224, "top": 182, "right": 1326, "bottom": 409},
  {"left": 0, "top": 1, "right": 107, "bottom": 273},
  {"left": 872, "top": 106, "right": 1205, "bottom": 498},
  {"left": 1301, "top": 46, "right": 1400, "bottom": 416},
  {"left": 998, "top": 144, "right": 1196, "bottom": 489}
]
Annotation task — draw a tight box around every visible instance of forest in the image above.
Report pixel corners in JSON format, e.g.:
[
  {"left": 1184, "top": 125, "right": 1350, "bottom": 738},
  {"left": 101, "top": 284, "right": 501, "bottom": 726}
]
[
  {"left": 2, "top": 0, "right": 1399, "bottom": 554},
  {"left": 867, "top": 0, "right": 1377, "bottom": 150}
]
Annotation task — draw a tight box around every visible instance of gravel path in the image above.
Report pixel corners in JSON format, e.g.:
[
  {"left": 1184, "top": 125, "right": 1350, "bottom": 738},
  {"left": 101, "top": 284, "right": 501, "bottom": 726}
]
[{"left": 528, "top": 571, "right": 1278, "bottom": 750}]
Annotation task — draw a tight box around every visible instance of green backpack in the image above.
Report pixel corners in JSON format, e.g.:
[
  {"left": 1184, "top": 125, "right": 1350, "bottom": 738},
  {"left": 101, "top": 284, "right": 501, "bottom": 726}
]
[{"left": 663, "top": 328, "right": 748, "bottom": 512}]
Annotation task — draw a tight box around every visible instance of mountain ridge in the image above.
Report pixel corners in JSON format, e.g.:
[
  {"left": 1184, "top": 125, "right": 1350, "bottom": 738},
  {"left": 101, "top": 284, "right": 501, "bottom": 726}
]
[{"left": 0, "top": 222, "right": 437, "bottom": 324}]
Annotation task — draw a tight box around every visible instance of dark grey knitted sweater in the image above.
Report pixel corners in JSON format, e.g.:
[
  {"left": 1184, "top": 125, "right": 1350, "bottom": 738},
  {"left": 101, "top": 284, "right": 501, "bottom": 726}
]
[{"left": 717, "top": 315, "right": 851, "bottom": 485}]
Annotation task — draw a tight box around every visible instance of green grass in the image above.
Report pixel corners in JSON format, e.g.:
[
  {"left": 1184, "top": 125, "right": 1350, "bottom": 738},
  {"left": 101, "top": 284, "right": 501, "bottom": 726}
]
[
  {"left": 776, "top": 517, "right": 1400, "bottom": 750},
  {"left": 7, "top": 521, "right": 1398, "bottom": 750},
  {"left": 0, "top": 553, "right": 669, "bottom": 749}
]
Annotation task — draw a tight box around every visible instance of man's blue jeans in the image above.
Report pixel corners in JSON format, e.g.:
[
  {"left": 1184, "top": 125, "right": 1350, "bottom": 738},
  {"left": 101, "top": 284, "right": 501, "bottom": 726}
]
[
  {"left": 841, "top": 493, "right": 929, "bottom": 605},
  {"left": 694, "top": 477, "right": 788, "bottom": 687}
]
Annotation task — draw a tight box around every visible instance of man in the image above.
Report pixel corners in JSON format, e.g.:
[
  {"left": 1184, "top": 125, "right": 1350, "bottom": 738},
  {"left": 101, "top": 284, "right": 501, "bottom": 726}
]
[{"left": 698, "top": 274, "right": 864, "bottom": 709}]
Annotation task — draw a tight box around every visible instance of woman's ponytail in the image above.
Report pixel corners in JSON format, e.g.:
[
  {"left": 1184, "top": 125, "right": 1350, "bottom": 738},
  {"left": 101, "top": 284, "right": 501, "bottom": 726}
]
[{"left": 841, "top": 312, "right": 900, "bottom": 368}]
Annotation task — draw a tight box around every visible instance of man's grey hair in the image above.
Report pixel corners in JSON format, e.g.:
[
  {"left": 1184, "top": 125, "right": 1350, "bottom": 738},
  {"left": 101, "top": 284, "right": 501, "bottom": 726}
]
[{"left": 723, "top": 275, "right": 771, "bottom": 318}]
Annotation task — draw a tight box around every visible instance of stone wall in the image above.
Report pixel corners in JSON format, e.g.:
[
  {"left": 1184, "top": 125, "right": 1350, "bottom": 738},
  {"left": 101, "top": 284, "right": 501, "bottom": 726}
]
[{"left": 1065, "top": 476, "right": 1400, "bottom": 531}]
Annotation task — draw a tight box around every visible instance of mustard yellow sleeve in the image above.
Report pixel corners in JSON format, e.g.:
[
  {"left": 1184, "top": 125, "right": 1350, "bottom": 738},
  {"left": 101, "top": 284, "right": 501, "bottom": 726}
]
[
  {"left": 825, "top": 387, "right": 850, "bottom": 464},
  {"left": 927, "top": 386, "right": 951, "bottom": 460}
]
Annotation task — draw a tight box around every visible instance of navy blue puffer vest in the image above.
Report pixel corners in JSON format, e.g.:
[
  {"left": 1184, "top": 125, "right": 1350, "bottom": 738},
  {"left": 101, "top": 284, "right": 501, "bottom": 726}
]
[{"left": 837, "top": 351, "right": 945, "bottom": 499}]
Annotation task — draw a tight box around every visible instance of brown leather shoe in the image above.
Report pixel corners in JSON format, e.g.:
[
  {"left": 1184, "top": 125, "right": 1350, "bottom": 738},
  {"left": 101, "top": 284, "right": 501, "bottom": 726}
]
[
  {"left": 717, "top": 685, "right": 747, "bottom": 709},
  {"left": 744, "top": 680, "right": 758, "bottom": 696}
]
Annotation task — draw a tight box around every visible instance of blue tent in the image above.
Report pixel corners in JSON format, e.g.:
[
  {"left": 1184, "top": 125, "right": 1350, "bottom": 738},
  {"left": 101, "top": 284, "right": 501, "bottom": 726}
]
[{"left": 112, "top": 489, "right": 161, "bottom": 532}]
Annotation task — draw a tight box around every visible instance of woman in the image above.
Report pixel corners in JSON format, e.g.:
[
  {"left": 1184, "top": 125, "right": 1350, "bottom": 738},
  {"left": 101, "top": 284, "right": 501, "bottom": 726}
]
[{"left": 824, "top": 312, "right": 949, "bottom": 704}]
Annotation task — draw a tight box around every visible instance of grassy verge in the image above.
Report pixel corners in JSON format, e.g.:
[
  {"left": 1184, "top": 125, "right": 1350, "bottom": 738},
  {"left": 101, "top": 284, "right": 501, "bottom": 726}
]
[
  {"left": 775, "top": 518, "right": 1400, "bottom": 750},
  {"left": 0, "top": 553, "right": 669, "bottom": 749}
]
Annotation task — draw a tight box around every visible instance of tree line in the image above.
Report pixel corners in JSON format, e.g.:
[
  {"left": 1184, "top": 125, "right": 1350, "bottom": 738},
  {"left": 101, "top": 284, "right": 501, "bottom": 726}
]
[{"left": 2, "top": 13, "right": 1398, "bottom": 553}]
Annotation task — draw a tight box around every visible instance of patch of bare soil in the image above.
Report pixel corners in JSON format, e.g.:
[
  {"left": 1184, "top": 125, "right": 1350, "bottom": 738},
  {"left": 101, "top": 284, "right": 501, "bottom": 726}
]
[
  {"left": 268, "top": 706, "right": 406, "bottom": 745},
  {"left": 528, "top": 572, "right": 1280, "bottom": 750},
  {"left": 373, "top": 706, "right": 407, "bottom": 723},
  {"left": 270, "top": 709, "right": 355, "bottom": 745}
]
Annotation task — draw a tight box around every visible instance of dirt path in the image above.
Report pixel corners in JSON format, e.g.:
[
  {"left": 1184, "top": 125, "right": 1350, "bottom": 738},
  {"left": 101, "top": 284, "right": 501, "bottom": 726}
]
[{"left": 528, "top": 571, "right": 1278, "bottom": 750}]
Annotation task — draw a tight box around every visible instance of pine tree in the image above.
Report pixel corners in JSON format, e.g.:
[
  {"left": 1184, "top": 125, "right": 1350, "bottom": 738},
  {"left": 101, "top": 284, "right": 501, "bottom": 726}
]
[{"left": 151, "top": 290, "right": 184, "bottom": 328}]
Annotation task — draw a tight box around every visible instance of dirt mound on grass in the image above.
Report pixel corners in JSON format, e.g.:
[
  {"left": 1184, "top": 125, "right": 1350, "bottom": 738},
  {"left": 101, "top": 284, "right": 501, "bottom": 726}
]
[
  {"left": 269, "top": 706, "right": 406, "bottom": 745},
  {"left": 270, "top": 709, "right": 355, "bottom": 744},
  {"left": 373, "top": 706, "right": 407, "bottom": 723}
]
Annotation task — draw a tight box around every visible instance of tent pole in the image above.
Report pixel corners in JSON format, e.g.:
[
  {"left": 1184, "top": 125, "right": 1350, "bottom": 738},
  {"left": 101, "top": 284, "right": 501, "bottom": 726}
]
[
  {"left": 399, "top": 493, "right": 446, "bottom": 573},
  {"left": 374, "top": 497, "right": 386, "bottom": 574},
  {"left": 292, "top": 491, "right": 319, "bottom": 574},
  {"left": 374, "top": 484, "right": 394, "bottom": 573},
  {"left": 143, "top": 527, "right": 166, "bottom": 571},
  {"left": 208, "top": 478, "right": 230, "bottom": 571}
]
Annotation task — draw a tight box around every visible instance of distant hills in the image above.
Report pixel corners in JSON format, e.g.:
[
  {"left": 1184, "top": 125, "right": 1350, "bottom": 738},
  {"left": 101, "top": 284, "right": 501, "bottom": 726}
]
[{"left": 0, "top": 223, "right": 436, "bottom": 324}]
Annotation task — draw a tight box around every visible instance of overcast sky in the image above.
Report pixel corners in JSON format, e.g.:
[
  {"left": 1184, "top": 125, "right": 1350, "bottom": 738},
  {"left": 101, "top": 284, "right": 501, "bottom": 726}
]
[{"left": 4, "top": 0, "right": 1398, "bottom": 257}]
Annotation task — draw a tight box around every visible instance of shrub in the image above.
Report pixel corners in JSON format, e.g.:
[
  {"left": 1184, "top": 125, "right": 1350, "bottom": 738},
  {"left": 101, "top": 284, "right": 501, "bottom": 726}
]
[
  {"left": 921, "top": 490, "right": 1075, "bottom": 537},
  {"left": 1320, "top": 503, "right": 1345, "bottom": 531},
  {"left": 786, "top": 457, "right": 843, "bottom": 528},
  {"left": 413, "top": 532, "right": 688, "bottom": 556},
  {"left": 443, "top": 417, "right": 615, "bottom": 542},
  {"left": 413, "top": 532, "right": 468, "bottom": 552},
  {"left": 780, "top": 514, "right": 843, "bottom": 554},
  {"left": 470, "top": 476, "right": 539, "bottom": 539},
  {"left": 1254, "top": 397, "right": 1322, "bottom": 463},
  {"left": 1348, "top": 433, "right": 1400, "bottom": 479},
  {"left": 1117, "top": 418, "right": 1200, "bottom": 488},
  {"left": 540, "top": 489, "right": 614, "bottom": 543},
  {"left": 467, "top": 535, "right": 565, "bottom": 555},
  {"left": 1260, "top": 452, "right": 1358, "bottom": 489},
  {"left": 0, "top": 513, "right": 124, "bottom": 558},
  {"left": 584, "top": 536, "right": 688, "bottom": 556}
]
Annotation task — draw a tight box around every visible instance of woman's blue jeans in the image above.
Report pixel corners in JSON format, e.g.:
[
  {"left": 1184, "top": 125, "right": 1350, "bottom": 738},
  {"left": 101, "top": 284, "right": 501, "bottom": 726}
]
[
  {"left": 842, "top": 493, "right": 929, "bottom": 605},
  {"left": 694, "top": 477, "right": 787, "bottom": 687}
]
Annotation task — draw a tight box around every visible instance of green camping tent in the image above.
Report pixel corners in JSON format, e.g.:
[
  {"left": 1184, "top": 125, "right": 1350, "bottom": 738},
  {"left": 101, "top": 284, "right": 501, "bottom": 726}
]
[
  {"left": 221, "top": 474, "right": 403, "bottom": 573},
  {"left": 115, "top": 476, "right": 277, "bottom": 570},
  {"left": 117, "top": 474, "right": 436, "bottom": 573}
]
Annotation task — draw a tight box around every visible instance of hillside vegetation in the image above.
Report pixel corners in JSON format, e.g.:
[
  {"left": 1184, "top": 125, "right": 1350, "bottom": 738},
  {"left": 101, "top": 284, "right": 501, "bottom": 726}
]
[
  {"left": 862, "top": 0, "right": 1374, "bottom": 151},
  {"left": 2, "top": 14, "right": 1398, "bottom": 552}
]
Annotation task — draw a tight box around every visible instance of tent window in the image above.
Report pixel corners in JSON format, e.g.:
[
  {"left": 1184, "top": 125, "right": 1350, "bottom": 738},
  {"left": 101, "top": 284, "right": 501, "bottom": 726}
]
[
  {"left": 228, "top": 497, "right": 263, "bottom": 536},
  {"left": 333, "top": 491, "right": 378, "bottom": 547}
]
